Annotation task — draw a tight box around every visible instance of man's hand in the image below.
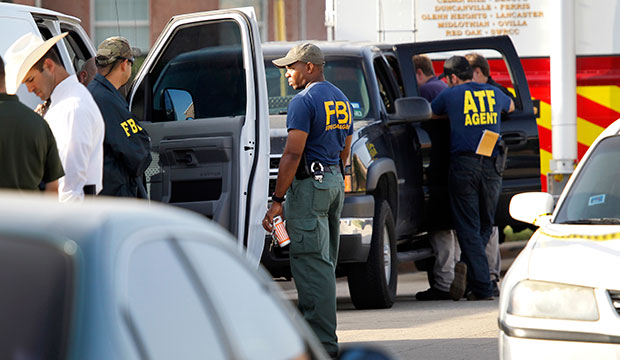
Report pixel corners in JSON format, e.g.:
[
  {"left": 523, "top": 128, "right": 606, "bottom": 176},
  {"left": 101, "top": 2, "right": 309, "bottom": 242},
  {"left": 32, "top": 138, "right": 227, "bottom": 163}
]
[{"left": 262, "top": 202, "right": 283, "bottom": 232}]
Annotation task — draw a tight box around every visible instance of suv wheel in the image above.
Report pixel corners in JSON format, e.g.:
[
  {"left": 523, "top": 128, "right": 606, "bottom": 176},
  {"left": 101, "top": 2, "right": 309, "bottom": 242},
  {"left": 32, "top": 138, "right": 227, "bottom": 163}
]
[{"left": 347, "top": 200, "right": 397, "bottom": 309}]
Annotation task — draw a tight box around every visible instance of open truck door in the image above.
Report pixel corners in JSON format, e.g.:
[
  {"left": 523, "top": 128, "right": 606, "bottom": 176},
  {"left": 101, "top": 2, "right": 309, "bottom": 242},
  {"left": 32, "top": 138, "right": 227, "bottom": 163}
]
[
  {"left": 128, "top": 8, "right": 269, "bottom": 265},
  {"left": 391, "top": 36, "right": 541, "bottom": 236}
]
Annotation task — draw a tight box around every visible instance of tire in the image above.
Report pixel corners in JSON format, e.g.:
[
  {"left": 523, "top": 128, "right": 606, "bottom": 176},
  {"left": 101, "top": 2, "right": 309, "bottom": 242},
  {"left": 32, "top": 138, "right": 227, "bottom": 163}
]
[{"left": 347, "top": 200, "right": 397, "bottom": 309}]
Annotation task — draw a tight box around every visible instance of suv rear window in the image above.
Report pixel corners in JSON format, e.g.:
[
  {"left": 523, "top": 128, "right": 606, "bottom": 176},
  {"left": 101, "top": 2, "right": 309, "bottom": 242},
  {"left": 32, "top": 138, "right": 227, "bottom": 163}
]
[
  {"left": 0, "top": 234, "right": 73, "bottom": 360},
  {"left": 264, "top": 57, "right": 372, "bottom": 120}
]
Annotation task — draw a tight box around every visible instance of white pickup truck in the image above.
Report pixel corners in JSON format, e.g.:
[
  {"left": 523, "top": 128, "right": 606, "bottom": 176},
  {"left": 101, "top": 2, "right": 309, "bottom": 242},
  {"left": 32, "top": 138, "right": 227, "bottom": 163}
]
[{"left": 0, "top": 3, "right": 270, "bottom": 264}]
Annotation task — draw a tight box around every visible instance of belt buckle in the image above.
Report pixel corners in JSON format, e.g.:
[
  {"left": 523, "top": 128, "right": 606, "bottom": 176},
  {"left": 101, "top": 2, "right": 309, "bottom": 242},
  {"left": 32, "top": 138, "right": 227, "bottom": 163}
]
[{"left": 311, "top": 161, "right": 324, "bottom": 183}]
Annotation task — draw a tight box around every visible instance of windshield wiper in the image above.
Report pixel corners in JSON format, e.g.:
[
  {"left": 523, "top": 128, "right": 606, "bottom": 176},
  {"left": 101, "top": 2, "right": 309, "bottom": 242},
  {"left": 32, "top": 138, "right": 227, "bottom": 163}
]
[{"left": 559, "top": 218, "right": 620, "bottom": 225}]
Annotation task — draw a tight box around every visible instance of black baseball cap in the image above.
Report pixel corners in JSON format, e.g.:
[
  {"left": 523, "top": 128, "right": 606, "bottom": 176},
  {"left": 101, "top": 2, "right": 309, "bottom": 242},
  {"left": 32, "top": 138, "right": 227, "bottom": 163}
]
[{"left": 438, "top": 55, "right": 473, "bottom": 80}]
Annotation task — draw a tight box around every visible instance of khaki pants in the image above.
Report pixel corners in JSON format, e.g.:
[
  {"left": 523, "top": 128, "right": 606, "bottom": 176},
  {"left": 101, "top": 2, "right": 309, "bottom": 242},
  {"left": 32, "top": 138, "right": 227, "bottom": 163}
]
[{"left": 285, "top": 170, "right": 344, "bottom": 355}]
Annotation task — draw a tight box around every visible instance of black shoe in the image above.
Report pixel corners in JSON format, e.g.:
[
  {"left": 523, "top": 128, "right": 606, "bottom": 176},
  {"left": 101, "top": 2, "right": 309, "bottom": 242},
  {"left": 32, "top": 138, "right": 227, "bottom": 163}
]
[
  {"left": 416, "top": 287, "right": 452, "bottom": 301},
  {"left": 466, "top": 291, "right": 494, "bottom": 301},
  {"left": 450, "top": 262, "right": 467, "bottom": 301}
]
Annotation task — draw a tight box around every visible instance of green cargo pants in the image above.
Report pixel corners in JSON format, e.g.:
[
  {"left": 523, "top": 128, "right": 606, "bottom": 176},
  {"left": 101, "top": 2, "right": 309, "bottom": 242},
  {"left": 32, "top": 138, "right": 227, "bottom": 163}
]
[{"left": 284, "top": 168, "right": 344, "bottom": 355}]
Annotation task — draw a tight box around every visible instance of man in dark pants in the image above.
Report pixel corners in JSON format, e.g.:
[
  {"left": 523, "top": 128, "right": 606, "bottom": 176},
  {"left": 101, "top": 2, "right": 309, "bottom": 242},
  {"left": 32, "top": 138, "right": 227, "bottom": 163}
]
[
  {"left": 414, "top": 54, "right": 457, "bottom": 301},
  {"left": 431, "top": 56, "right": 514, "bottom": 301},
  {"left": 262, "top": 43, "right": 353, "bottom": 357},
  {"left": 0, "top": 55, "right": 64, "bottom": 192},
  {"left": 466, "top": 52, "right": 513, "bottom": 296},
  {"left": 88, "top": 37, "right": 151, "bottom": 198}
]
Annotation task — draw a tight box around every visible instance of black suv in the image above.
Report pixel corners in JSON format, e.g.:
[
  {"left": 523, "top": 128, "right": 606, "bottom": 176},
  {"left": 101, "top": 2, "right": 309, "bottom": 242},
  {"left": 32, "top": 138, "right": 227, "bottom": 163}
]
[{"left": 261, "top": 37, "right": 540, "bottom": 309}]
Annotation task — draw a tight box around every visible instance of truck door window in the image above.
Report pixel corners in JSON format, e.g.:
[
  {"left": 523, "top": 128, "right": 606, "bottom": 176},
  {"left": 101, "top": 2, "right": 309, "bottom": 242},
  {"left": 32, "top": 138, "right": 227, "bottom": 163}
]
[
  {"left": 383, "top": 54, "right": 404, "bottom": 95},
  {"left": 140, "top": 20, "right": 247, "bottom": 122},
  {"left": 373, "top": 57, "right": 399, "bottom": 114},
  {"left": 422, "top": 49, "right": 519, "bottom": 114},
  {"left": 59, "top": 25, "right": 93, "bottom": 74}
]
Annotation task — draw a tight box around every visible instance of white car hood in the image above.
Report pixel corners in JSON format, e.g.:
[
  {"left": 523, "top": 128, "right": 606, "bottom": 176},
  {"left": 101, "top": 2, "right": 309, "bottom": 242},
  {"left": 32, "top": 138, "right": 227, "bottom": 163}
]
[{"left": 526, "top": 224, "right": 620, "bottom": 291}]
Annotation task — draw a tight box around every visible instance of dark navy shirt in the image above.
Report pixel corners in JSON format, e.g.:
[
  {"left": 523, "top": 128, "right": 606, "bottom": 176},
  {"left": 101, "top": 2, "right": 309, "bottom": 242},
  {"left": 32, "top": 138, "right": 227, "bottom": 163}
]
[
  {"left": 287, "top": 81, "right": 354, "bottom": 165},
  {"left": 431, "top": 81, "right": 512, "bottom": 155},
  {"left": 88, "top": 74, "right": 152, "bottom": 197},
  {"left": 419, "top": 76, "right": 447, "bottom": 102}
]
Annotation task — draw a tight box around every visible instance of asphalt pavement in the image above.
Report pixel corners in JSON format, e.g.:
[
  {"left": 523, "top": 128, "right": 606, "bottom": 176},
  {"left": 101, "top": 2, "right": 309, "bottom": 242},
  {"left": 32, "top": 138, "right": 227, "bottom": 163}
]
[{"left": 276, "top": 239, "right": 528, "bottom": 359}]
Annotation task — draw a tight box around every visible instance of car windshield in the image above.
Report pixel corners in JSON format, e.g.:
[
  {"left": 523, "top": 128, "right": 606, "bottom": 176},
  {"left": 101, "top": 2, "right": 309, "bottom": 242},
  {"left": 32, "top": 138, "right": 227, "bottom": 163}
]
[
  {"left": 264, "top": 57, "right": 372, "bottom": 120},
  {"left": 555, "top": 135, "right": 620, "bottom": 224}
]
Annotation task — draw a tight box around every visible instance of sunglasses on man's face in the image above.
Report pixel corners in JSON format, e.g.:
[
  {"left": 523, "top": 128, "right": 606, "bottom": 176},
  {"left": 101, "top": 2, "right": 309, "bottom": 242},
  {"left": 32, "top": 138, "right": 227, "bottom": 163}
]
[{"left": 120, "top": 57, "right": 134, "bottom": 66}]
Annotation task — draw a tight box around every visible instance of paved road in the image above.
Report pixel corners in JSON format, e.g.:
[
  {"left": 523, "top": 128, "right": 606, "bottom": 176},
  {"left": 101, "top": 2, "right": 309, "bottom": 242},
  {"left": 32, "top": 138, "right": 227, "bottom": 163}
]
[
  {"left": 338, "top": 271, "right": 499, "bottom": 359},
  {"left": 276, "top": 241, "right": 526, "bottom": 359}
]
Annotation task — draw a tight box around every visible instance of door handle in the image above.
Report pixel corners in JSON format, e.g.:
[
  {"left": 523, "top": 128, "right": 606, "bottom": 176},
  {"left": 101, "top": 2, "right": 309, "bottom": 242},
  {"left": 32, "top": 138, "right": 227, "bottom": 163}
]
[
  {"left": 175, "top": 151, "right": 198, "bottom": 167},
  {"left": 501, "top": 132, "right": 527, "bottom": 147}
]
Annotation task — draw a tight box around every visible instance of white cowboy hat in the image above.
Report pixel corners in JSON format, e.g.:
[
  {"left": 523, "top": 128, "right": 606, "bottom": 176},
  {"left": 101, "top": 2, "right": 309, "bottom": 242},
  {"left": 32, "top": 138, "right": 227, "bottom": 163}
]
[{"left": 3, "top": 32, "right": 68, "bottom": 95}]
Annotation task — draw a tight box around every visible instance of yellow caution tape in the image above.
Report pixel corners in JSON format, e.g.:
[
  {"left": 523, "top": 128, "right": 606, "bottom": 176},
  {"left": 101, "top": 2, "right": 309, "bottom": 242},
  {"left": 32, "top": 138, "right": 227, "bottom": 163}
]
[{"left": 538, "top": 229, "right": 620, "bottom": 242}]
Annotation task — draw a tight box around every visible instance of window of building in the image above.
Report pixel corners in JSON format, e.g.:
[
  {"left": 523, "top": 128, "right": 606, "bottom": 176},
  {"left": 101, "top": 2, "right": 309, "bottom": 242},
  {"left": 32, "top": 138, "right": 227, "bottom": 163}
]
[{"left": 93, "top": 0, "right": 150, "bottom": 53}]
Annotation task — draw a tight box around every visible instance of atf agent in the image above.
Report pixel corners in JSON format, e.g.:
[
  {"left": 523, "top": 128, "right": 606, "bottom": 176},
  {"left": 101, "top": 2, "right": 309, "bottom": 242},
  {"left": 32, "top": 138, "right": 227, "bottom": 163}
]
[
  {"left": 262, "top": 43, "right": 353, "bottom": 357},
  {"left": 88, "top": 37, "right": 152, "bottom": 198},
  {"left": 431, "top": 56, "right": 514, "bottom": 301}
]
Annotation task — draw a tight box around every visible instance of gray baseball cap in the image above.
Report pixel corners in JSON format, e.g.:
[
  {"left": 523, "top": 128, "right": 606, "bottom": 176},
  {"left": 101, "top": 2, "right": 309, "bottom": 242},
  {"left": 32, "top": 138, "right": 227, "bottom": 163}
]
[{"left": 272, "top": 43, "right": 325, "bottom": 68}]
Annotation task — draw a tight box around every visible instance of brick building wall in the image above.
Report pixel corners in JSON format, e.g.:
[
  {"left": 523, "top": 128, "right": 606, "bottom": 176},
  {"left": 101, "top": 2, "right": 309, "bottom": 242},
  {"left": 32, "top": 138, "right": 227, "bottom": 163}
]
[
  {"left": 13, "top": 0, "right": 91, "bottom": 37},
  {"left": 11, "top": 0, "right": 327, "bottom": 47},
  {"left": 150, "top": 0, "right": 218, "bottom": 45}
]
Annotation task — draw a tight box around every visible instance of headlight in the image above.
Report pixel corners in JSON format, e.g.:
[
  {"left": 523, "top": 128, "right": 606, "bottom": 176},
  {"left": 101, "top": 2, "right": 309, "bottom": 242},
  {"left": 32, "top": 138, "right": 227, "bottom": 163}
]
[{"left": 508, "top": 280, "right": 599, "bottom": 321}]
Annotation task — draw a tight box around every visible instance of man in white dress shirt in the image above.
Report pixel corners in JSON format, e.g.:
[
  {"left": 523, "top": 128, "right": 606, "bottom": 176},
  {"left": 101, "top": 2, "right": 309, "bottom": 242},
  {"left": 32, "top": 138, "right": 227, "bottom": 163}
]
[{"left": 4, "top": 33, "right": 104, "bottom": 201}]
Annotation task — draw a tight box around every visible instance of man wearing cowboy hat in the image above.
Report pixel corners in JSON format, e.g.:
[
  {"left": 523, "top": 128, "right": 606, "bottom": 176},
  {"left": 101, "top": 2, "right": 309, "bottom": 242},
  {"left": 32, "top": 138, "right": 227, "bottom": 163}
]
[
  {"left": 88, "top": 37, "right": 152, "bottom": 198},
  {"left": 4, "top": 32, "right": 105, "bottom": 202}
]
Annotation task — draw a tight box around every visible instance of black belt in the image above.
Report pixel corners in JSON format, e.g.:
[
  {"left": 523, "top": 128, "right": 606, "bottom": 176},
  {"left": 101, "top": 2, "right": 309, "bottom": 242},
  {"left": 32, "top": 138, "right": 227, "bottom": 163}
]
[
  {"left": 83, "top": 184, "right": 96, "bottom": 195},
  {"left": 295, "top": 163, "right": 341, "bottom": 180},
  {"left": 454, "top": 152, "right": 496, "bottom": 160},
  {"left": 322, "top": 164, "right": 341, "bottom": 173}
]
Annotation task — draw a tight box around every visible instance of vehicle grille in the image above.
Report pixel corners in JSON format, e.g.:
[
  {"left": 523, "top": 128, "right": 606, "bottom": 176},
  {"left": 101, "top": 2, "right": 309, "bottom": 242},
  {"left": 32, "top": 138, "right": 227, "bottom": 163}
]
[
  {"left": 609, "top": 290, "right": 620, "bottom": 315},
  {"left": 269, "top": 154, "right": 281, "bottom": 198}
]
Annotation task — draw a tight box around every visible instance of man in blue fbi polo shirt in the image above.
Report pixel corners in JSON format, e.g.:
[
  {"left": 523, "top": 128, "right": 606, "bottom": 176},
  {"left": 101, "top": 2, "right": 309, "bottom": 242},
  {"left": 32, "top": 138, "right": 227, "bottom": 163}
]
[
  {"left": 431, "top": 55, "right": 514, "bottom": 301},
  {"left": 262, "top": 43, "right": 353, "bottom": 357}
]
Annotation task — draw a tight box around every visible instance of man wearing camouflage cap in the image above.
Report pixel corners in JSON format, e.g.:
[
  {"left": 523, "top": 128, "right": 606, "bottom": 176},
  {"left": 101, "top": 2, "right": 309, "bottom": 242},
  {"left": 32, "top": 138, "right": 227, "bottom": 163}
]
[
  {"left": 4, "top": 32, "right": 105, "bottom": 201},
  {"left": 262, "top": 43, "right": 353, "bottom": 357},
  {"left": 88, "top": 37, "right": 152, "bottom": 198}
]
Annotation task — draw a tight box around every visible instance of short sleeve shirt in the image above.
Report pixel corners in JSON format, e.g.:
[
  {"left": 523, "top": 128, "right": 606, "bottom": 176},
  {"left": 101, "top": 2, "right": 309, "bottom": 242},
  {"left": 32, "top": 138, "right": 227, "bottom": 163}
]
[
  {"left": 0, "top": 94, "right": 64, "bottom": 190},
  {"left": 431, "top": 82, "right": 512, "bottom": 155},
  {"left": 286, "top": 81, "right": 354, "bottom": 165},
  {"left": 419, "top": 76, "right": 448, "bottom": 102}
]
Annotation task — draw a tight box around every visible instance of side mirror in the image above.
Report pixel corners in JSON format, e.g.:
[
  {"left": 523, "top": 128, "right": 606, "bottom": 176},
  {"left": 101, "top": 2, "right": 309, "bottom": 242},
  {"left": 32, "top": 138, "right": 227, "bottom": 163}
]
[
  {"left": 162, "top": 88, "right": 195, "bottom": 121},
  {"left": 509, "top": 192, "right": 554, "bottom": 225},
  {"left": 393, "top": 96, "right": 431, "bottom": 122}
]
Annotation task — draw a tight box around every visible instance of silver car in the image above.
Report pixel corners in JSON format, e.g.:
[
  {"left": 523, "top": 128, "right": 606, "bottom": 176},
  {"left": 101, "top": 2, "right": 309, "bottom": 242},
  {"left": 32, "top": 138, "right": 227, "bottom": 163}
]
[{"left": 0, "top": 193, "right": 327, "bottom": 359}]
